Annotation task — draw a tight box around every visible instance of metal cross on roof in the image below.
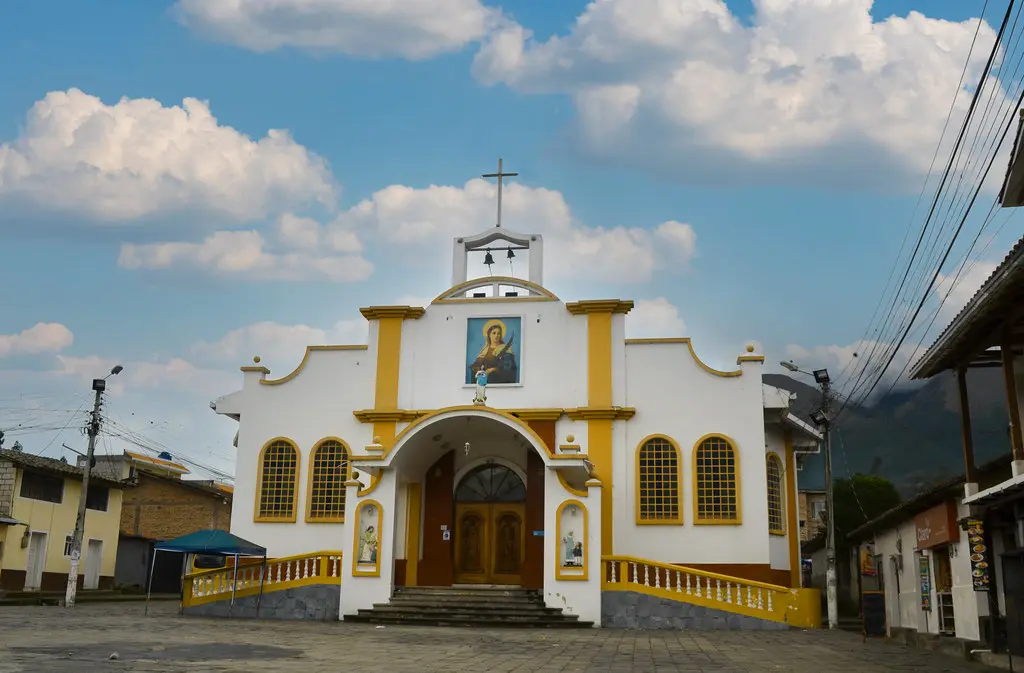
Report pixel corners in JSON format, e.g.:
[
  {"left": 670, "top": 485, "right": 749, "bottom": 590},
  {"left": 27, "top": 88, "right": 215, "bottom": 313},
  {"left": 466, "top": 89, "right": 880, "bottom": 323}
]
[{"left": 482, "top": 157, "right": 518, "bottom": 229}]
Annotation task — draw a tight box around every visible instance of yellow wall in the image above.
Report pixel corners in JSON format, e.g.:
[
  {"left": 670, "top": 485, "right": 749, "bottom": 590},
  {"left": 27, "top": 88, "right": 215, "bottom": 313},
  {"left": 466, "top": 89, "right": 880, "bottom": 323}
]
[{"left": 3, "top": 468, "right": 123, "bottom": 580}]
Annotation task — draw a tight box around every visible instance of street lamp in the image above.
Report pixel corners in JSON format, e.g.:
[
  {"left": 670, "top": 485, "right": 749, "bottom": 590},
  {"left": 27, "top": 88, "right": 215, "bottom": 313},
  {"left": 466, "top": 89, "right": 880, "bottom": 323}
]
[
  {"left": 781, "top": 361, "right": 838, "bottom": 631},
  {"left": 66, "top": 364, "right": 122, "bottom": 608}
]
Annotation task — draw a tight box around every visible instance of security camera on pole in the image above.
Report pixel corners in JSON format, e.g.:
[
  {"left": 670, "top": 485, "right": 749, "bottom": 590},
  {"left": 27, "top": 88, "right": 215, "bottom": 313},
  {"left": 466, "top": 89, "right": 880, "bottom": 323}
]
[
  {"left": 781, "top": 361, "right": 838, "bottom": 630},
  {"left": 65, "top": 365, "right": 122, "bottom": 608}
]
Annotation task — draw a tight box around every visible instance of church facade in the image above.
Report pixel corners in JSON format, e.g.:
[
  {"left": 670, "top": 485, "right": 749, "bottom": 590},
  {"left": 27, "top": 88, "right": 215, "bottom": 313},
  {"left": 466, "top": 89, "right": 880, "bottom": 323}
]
[{"left": 211, "top": 225, "right": 822, "bottom": 624}]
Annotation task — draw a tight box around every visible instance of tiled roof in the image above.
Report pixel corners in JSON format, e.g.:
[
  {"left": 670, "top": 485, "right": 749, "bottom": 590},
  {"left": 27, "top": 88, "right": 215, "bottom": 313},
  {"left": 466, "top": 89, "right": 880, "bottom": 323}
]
[
  {"left": 0, "top": 448, "right": 125, "bottom": 489},
  {"left": 911, "top": 234, "right": 1024, "bottom": 379}
]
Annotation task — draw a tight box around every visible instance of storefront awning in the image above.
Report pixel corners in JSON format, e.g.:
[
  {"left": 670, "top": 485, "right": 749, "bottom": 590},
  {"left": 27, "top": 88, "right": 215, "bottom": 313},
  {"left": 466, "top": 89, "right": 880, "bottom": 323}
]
[{"left": 964, "top": 472, "right": 1024, "bottom": 507}]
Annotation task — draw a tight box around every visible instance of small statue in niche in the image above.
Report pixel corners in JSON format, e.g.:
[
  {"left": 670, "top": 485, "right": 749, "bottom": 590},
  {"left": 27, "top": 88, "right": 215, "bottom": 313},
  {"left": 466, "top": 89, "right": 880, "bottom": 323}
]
[
  {"left": 562, "top": 531, "right": 576, "bottom": 566},
  {"left": 472, "top": 366, "right": 488, "bottom": 405},
  {"left": 573, "top": 541, "right": 583, "bottom": 566},
  {"left": 358, "top": 524, "right": 378, "bottom": 564}
]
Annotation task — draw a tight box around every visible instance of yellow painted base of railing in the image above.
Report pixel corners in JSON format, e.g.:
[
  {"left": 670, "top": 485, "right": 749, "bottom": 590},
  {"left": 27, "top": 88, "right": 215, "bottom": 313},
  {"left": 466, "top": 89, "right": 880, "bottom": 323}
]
[
  {"left": 183, "top": 551, "right": 343, "bottom": 609},
  {"left": 601, "top": 555, "right": 821, "bottom": 629}
]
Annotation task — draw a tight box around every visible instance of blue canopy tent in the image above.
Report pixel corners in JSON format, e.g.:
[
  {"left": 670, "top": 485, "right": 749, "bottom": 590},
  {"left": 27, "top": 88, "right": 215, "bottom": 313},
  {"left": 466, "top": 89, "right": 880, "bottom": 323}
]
[{"left": 146, "top": 529, "right": 267, "bottom": 617}]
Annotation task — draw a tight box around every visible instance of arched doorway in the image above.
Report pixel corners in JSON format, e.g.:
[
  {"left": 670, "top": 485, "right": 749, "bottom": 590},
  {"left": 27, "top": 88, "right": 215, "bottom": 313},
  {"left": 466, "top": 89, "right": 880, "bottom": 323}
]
[{"left": 453, "top": 464, "right": 527, "bottom": 585}]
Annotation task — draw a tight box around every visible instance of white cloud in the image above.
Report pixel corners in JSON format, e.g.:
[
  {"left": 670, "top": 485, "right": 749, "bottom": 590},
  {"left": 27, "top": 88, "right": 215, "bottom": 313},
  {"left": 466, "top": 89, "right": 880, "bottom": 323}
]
[
  {"left": 626, "top": 297, "right": 686, "bottom": 338},
  {"left": 191, "top": 319, "right": 369, "bottom": 367},
  {"left": 472, "top": 0, "right": 1006, "bottom": 187},
  {"left": 336, "top": 178, "right": 696, "bottom": 283},
  {"left": 935, "top": 259, "right": 999, "bottom": 323},
  {"left": 174, "top": 0, "right": 504, "bottom": 60},
  {"left": 0, "top": 323, "right": 74, "bottom": 358},
  {"left": 118, "top": 229, "right": 373, "bottom": 282},
  {"left": 0, "top": 88, "right": 335, "bottom": 222}
]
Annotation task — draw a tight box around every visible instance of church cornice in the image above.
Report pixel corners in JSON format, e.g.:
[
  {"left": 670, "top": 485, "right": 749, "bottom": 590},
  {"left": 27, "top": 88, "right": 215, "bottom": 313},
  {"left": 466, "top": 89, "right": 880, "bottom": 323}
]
[
  {"left": 359, "top": 306, "right": 426, "bottom": 321},
  {"left": 258, "top": 345, "right": 368, "bottom": 386},
  {"left": 563, "top": 406, "right": 637, "bottom": 421},
  {"left": 565, "top": 300, "right": 634, "bottom": 315},
  {"left": 432, "top": 276, "right": 559, "bottom": 304}
]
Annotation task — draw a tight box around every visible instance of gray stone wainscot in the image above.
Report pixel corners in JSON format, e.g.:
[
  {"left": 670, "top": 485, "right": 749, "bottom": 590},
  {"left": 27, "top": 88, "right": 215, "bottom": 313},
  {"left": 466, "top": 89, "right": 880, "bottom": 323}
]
[
  {"left": 183, "top": 585, "right": 340, "bottom": 621},
  {"left": 602, "top": 590, "right": 791, "bottom": 630}
]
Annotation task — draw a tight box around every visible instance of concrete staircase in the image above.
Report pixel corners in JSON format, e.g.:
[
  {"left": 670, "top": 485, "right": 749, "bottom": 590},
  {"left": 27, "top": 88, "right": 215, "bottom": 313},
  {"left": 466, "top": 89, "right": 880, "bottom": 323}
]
[{"left": 344, "top": 586, "right": 594, "bottom": 628}]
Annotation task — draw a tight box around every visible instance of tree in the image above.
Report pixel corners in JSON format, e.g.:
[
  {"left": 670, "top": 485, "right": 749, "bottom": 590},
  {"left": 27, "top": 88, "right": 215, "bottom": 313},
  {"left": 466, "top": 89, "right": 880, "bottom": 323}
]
[{"left": 819, "top": 473, "right": 902, "bottom": 554}]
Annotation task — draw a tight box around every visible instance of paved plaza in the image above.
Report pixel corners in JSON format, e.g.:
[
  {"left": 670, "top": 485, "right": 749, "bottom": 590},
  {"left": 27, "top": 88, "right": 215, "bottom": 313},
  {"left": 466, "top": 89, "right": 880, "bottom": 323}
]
[{"left": 0, "top": 602, "right": 1001, "bottom": 672}]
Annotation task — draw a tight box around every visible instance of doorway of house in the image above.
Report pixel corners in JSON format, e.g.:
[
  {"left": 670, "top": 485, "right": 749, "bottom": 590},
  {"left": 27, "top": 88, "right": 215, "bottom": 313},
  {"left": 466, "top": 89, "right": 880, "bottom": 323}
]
[
  {"left": 24, "top": 531, "right": 47, "bottom": 590},
  {"left": 453, "top": 463, "right": 527, "bottom": 585}
]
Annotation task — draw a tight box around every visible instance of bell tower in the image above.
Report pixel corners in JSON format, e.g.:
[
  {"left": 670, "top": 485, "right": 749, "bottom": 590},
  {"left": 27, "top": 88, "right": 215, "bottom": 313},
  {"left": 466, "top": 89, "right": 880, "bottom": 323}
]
[{"left": 451, "top": 158, "right": 545, "bottom": 288}]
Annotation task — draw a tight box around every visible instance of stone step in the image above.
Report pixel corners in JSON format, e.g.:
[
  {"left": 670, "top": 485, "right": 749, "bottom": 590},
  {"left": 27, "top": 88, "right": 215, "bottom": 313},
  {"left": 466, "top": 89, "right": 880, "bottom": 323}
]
[
  {"left": 389, "top": 594, "right": 544, "bottom": 605},
  {"left": 344, "top": 613, "right": 593, "bottom": 628},
  {"left": 369, "top": 603, "right": 567, "bottom": 616},
  {"left": 394, "top": 586, "right": 537, "bottom": 597}
]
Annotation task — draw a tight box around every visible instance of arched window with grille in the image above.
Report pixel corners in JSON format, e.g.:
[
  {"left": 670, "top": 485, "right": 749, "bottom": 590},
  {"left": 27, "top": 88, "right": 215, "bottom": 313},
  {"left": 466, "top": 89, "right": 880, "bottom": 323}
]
[
  {"left": 636, "top": 435, "right": 682, "bottom": 524},
  {"left": 766, "top": 453, "right": 785, "bottom": 535},
  {"left": 255, "top": 438, "right": 300, "bottom": 522},
  {"left": 693, "top": 434, "right": 741, "bottom": 524},
  {"left": 306, "top": 438, "right": 350, "bottom": 523}
]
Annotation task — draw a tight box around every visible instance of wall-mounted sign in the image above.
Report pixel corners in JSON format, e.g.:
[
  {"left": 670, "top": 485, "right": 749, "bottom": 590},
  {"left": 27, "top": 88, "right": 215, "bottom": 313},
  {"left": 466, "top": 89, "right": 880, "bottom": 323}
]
[
  {"left": 966, "top": 518, "right": 991, "bottom": 591},
  {"left": 860, "top": 544, "right": 877, "bottom": 576},
  {"left": 532, "top": 530, "right": 545, "bottom": 537},
  {"left": 915, "top": 501, "right": 960, "bottom": 550},
  {"left": 442, "top": 530, "right": 451, "bottom": 541},
  {"left": 919, "top": 555, "right": 932, "bottom": 611}
]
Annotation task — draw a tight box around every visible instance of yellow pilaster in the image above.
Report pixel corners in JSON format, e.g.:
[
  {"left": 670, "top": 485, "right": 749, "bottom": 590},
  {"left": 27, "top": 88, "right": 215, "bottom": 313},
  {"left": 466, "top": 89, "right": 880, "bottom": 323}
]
[
  {"left": 405, "top": 482, "right": 422, "bottom": 586},
  {"left": 567, "top": 300, "right": 633, "bottom": 556},
  {"left": 360, "top": 306, "right": 425, "bottom": 450},
  {"left": 784, "top": 432, "right": 801, "bottom": 588}
]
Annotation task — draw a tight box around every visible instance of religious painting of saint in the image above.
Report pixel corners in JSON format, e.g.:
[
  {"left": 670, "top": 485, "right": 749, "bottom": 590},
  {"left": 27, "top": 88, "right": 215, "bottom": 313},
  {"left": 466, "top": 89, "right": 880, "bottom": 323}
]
[{"left": 465, "top": 317, "right": 522, "bottom": 385}]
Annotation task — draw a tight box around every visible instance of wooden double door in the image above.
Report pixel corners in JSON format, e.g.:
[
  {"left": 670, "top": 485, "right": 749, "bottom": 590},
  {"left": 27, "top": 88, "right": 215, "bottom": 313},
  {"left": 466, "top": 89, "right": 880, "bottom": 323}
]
[{"left": 453, "top": 463, "right": 527, "bottom": 585}]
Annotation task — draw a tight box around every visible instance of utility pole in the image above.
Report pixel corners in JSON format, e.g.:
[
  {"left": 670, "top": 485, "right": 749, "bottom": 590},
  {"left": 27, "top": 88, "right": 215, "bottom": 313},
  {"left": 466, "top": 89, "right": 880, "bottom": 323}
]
[
  {"left": 821, "top": 380, "right": 838, "bottom": 631},
  {"left": 65, "top": 365, "right": 121, "bottom": 608}
]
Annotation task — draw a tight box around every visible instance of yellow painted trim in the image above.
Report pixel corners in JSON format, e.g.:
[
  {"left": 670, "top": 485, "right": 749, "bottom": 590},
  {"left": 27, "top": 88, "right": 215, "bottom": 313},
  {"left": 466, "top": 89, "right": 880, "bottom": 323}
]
[
  {"left": 253, "top": 437, "right": 300, "bottom": 523},
  {"left": 692, "top": 433, "right": 743, "bottom": 526},
  {"left": 634, "top": 434, "right": 683, "bottom": 526},
  {"left": 557, "top": 472, "right": 589, "bottom": 498},
  {"left": 582, "top": 307, "right": 616, "bottom": 556},
  {"left": 508, "top": 408, "right": 564, "bottom": 421},
  {"left": 566, "top": 299, "right": 634, "bottom": 315},
  {"left": 304, "top": 437, "right": 351, "bottom": 524},
  {"left": 784, "top": 433, "right": 801, "bottom": 588},
  {"left": 564, "top": 406, "right": 636, "bottom": 421},
  {"left": 183, "top": 551, "right": 345, "bottom": 608},
  {"left": 433, "top": 276, "right": 560, "bottom": 303},
  {"left": 354, "top": 409, "right": 423, "bottom": 423},
  {"left": 736, "top": 354, "right": 766, "bottom": 365},
  {"left": 624, "top": 338, "right": 743, "bottom": 378},
  {"left": 766, "top": 453, "right": 785, "bottom": 536},
  {"left": 352, "top": 500, "right": 385, "bottom": 577},
  {"left": 555, "top": 499, "right": 589, "bottom": 581},
  {"left": 240, "top": 365, "right": 270, "bottom": 374},
  {"left": 357, "top": 471, "right": 382, "bottom": 497},
  {"left": 405, "top": 483, "right": 422, "bottom": 587},
  {"left": 259, "top": 345, "right": 368, "bottom": 386},
  {"left": 383, "top": 405, "right": 560, "bottom": 459},
  {"left": 359, "top": 306, "right": 426, "bottom": 320}
]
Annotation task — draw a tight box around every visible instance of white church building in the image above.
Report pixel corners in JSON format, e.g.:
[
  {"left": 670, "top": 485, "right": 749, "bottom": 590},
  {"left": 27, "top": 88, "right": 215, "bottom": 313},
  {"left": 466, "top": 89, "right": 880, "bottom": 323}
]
[{"left": 204, "top": 178, "right": 823, "bottom": 627}]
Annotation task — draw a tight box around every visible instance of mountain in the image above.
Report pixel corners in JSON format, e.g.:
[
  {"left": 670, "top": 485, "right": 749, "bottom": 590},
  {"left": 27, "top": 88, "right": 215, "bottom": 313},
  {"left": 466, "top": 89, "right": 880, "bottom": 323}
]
[{"left": 763, "top": 369, "right": 1011, "bottom": 497}]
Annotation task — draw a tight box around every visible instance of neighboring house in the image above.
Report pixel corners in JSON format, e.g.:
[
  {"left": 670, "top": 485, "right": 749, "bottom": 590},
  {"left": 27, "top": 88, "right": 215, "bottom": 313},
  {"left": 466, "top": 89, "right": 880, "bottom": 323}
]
[
  {"left": 78, "top": 451, "right": 233, "bottom": 592},
  {"left": 0, "top": 448, "right": 125, "bottom": 592},
  {"left": 799, "top": 490, "right": 827, "bottom": 542},
  {"left": 846, "top": 455, "right": 1013, "bottom": 650}
]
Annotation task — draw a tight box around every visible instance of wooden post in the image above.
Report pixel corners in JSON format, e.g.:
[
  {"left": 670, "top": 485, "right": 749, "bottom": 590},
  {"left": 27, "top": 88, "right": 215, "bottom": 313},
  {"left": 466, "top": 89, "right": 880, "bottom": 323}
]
[
  {"left": 956, "top": 367, "right": 979, "bottom": 484},
  {"left": 1000, "top": 333, "right": 1024, "bottom": 462}
]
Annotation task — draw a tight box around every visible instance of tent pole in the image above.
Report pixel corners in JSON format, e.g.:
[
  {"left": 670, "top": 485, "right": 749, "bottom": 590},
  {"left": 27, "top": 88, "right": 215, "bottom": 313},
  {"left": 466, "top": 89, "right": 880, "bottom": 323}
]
[
  {"left": 256, "top": 555, "right": 267, "bottom": 618},
  {"left": 144, "top": 547, "right": 158, "bottom": 617},
  {"left": 229, "top": 553, "right": 239, "bottom": 618},
  {"left": 179, "top": 554, "right": 187, "bottom": 615}
]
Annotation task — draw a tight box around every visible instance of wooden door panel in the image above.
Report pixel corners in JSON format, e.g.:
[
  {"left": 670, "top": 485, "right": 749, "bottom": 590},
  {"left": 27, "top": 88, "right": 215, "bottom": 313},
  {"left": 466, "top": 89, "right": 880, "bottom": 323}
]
[
  {"left": 454, "top": 504, "right": 489, "bottom": 584},
  {"left": 490, "top": 504, "right": 524, "bottom": 585}
]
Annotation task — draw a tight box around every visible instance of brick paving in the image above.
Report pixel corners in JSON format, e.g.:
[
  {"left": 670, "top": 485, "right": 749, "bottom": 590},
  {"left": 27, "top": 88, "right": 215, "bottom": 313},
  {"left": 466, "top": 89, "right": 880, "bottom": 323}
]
[{"left": 0, "top": 602, "right": 1000, "bottom": 672}]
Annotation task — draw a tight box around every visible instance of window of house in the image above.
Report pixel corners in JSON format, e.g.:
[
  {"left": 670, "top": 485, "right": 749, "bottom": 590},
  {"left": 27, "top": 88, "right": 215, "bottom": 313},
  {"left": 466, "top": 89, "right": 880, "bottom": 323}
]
[
  {"left": 20, "top": 471, "right": 64, "bottom": 504},
  {"left": 86, "top": 485, "right": 109, "bottom": 511},
  {"left": 307, "top": 439, "right": 350, "bottom": 522},
  {"left": 694, "top": 435, "right": 739, "bottom": 523},
  {"left": 637, "top": 436, "right": 682, "bottom": 523},
  {"left": 63, "top": 533, "right": 74, "bottom": 557},
  {"left": 766, "top": 454, "right": 785, "bottom": 535}
]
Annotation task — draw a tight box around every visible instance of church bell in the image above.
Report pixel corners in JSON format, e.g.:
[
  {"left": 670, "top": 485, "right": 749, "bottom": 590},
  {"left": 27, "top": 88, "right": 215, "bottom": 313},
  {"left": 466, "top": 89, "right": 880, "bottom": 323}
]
[
  {"left": 483, "top": 250, "right": 495, "bottom": 266},
  {"left": 506, "top": 247, "right": 515, "bottom": 259}
]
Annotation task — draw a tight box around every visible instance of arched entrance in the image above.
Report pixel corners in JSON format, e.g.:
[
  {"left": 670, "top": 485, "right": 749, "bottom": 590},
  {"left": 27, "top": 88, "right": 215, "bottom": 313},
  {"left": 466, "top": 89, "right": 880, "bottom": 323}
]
[{"left": 453, "top": 464, "right": 527, "bottom": 585}]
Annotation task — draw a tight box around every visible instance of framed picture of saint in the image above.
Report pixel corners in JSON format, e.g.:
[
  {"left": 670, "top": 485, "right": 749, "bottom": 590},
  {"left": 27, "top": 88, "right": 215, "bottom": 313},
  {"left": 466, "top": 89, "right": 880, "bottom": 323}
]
[{"left": 465, "top": 316, "right": 522, "bottom": 385}]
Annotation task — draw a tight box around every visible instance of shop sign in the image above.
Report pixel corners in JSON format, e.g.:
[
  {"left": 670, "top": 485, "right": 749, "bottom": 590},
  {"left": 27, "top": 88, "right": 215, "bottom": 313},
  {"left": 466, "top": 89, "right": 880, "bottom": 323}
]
[
  {"left": 965, "top": 518, "right": 991, "bottom": 591},
  {"left": 915, "top": 501, "right": 960, "bottom": 550},
  {"left": 919, "top": 555, "right": 932, "bottom": 611}
]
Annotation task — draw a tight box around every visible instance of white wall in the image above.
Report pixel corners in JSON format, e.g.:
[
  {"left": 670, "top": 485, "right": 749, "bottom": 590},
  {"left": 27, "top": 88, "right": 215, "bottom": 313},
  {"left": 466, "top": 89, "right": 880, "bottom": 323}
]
[
  {"left": 617, "top": 341, "right": 767, "bottom": 564},
  {"left": 230, "top": 347, "right": 373, "bottom": 557},
  {"left": 543, "top": 469, "right": 601, "bottom": 625},
  {"left": 398, "top": 301, "right": 588, "bottom": 410},
  {"left": 765, "top": 429, "right": 790, "bottom": 572},
  {"left": 339, "top": 470, "right": 399, "bottom": 617}
]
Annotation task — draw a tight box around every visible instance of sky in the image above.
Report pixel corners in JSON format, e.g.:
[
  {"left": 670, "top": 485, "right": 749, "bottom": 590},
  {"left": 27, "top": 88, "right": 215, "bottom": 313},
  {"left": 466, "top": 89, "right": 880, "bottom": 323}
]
[{"left": 1, "top": 0, "right": 1021, "bottom": 482}]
